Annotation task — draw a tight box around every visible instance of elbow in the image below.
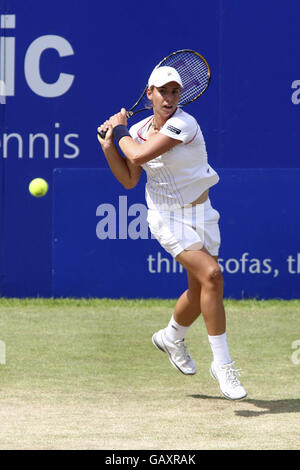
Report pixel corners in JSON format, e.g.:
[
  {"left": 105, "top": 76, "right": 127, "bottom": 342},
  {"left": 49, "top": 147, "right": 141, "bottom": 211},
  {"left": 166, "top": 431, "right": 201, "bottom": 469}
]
[
  {"left": 129, "top": 157, "right": 141, "bottom": 167},
  {"left": 123, "top": 180, "right": 137, "bottom": 190},
  {"left": 131, "top": 155, "right": 148, "bottom": 166},
  {"left": 129, "top": 152, "right": 146, "bottom": 166}
]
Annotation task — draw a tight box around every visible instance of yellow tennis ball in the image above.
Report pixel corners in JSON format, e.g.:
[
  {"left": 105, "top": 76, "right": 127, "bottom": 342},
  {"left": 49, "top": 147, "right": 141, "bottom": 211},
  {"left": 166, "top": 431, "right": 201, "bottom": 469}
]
[{"left": 29, "top": 178, "right": 48, "bottom": 197}]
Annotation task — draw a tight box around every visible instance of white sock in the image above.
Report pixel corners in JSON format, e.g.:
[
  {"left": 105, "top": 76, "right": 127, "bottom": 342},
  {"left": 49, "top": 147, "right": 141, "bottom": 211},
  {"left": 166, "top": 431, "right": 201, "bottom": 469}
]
[
  {"left": 165, "top": 316, "right": 190, "bottom": 342},
  {"left": 208, "top": 332, "right": 231, "bottom": 366}
]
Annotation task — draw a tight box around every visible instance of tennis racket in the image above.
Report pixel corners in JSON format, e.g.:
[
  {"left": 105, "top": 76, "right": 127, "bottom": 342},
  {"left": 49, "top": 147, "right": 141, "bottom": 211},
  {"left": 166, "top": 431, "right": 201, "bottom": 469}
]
[{"left": 97, "top": 49, "right": 211, "bottom": 139}]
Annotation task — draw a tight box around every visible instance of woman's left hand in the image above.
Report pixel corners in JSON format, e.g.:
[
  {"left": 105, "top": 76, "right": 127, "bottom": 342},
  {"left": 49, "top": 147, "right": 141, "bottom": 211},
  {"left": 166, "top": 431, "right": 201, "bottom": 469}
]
[{"left": 109, "top": 108, "right": 128, "bottom": 128}]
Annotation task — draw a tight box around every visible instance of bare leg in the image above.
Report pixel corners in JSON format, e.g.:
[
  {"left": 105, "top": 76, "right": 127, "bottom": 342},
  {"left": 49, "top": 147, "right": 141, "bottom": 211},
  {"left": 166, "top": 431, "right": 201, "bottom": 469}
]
[
  {"left": 173, "top": 271, "right": 201, "bottom": 326},
  {"left": 175, "top": 249, "right": 226, "bottom": 335}
]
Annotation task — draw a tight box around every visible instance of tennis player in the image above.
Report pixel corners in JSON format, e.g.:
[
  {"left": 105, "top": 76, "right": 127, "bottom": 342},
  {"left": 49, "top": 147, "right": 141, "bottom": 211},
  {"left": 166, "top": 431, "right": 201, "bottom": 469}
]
[{"left": 97, "top": 66, "right": 247, "bottom": 400}]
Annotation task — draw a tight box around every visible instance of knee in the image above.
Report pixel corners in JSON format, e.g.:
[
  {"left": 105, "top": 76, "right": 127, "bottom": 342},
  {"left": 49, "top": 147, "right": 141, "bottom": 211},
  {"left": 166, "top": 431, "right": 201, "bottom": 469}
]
[
  {"left": 209, "top": 267, "right": 223, "bottom": 281},
  {"left": 204, "top": 266, "right": 223, "bottom": 288}
]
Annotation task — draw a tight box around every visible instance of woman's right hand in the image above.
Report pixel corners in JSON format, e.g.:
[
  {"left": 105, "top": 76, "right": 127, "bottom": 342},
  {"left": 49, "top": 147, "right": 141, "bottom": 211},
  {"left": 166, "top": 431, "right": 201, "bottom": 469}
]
[{"left": 97, "top": 121, "right": 114, "bottom": 147}]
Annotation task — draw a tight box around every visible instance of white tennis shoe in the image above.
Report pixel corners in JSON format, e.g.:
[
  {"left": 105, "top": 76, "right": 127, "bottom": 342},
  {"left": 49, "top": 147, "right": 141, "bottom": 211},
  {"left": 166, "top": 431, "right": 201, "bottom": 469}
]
[
  {"left": 152, "top": 329, "right": 196, "bottom": 375},
  {"left": 210, "top": 361, "right": 247, "bottom": 400}
]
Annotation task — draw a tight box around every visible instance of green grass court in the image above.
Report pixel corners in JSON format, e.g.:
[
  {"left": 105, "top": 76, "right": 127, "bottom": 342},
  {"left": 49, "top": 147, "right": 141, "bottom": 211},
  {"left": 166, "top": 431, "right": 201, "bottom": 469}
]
[{"left": 0, "top": 298, "right": 299, "bottom": 450}]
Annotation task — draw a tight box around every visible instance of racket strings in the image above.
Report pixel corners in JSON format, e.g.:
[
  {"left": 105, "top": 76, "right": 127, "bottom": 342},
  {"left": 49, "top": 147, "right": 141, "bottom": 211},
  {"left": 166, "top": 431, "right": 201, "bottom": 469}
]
[
  {"left": 128, "top": 50, "right": 210, "bottom": 116},
  {"left": 161, "top": 51, "right": 210, "bottom": 105}
]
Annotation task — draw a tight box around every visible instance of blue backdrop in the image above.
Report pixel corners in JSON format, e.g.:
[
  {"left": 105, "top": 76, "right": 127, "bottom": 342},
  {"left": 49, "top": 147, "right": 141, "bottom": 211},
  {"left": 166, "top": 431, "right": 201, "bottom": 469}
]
[
  {"left": 52, "top": 168, "right": 300, "bottom": 299},
  {"left": 0, "top": 0, "right": 300, "bottom": 298}
]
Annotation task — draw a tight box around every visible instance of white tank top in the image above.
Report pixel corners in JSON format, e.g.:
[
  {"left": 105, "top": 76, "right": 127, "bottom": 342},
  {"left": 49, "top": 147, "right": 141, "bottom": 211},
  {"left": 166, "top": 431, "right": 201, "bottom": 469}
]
[{"left": 129, "top": 108, "right": 219, "bottom": 210}]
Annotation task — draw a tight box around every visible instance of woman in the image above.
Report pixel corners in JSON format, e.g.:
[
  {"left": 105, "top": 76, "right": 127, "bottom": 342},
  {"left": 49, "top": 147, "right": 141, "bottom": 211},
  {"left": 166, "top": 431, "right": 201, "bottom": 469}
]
[{"left": 97, "top": 66, "right": 246, "bottom": 400}]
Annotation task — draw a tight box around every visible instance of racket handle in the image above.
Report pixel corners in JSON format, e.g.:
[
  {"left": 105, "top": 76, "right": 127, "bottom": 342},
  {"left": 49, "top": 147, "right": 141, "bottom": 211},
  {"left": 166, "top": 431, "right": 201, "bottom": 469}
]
[
  {"left": 98, "top": 111, "right": 132, "bottom": 139},
  {"left": 97, "top": 129, "right": 107, "bottom": 139}
]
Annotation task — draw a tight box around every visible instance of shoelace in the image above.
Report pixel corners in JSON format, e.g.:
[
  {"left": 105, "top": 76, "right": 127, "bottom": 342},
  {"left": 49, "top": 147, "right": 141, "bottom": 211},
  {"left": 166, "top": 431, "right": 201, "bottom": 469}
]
[
  {"left": 225, "top": 365, "right": 243, "bottom": 388},
  {"left": 174, "top": 339, "right": 191, "bottom": 361}
]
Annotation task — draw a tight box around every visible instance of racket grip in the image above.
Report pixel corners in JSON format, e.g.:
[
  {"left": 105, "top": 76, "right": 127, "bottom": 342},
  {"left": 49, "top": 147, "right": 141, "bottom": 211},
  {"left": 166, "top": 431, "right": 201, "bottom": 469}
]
[{"left": 97, "top": 129, "right": 107, "bottom": 139}]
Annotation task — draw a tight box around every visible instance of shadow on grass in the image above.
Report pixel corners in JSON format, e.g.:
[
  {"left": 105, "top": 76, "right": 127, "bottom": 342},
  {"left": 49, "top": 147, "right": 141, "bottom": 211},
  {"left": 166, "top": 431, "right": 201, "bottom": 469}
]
[{"left": 188, "top": 395, "right": 300, "bottom": 416}]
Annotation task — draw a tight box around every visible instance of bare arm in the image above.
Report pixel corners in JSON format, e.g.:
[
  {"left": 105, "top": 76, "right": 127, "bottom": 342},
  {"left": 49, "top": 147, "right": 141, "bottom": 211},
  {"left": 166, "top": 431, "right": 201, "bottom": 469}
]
[
  {"left": 97, "top": 122, "right": 142, "bottom": 190},
  {"left": 119, "top": 132, "right": 181, "bottom": 166},
  {"left": 107, "top": 108, "right": 181, "bottom": 166}
]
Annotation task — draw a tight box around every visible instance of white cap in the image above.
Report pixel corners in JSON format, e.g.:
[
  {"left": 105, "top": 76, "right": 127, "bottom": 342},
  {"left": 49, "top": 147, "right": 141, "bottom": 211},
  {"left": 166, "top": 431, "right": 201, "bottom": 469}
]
[{"left": 148, "top": 66, "right": 183, "bottom": 88}]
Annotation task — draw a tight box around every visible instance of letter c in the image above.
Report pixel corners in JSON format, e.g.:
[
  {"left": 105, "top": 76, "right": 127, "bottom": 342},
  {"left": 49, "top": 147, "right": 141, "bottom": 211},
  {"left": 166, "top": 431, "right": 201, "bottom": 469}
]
[{"left": 24, "top": 35, "right": 74, "bottom": 97}]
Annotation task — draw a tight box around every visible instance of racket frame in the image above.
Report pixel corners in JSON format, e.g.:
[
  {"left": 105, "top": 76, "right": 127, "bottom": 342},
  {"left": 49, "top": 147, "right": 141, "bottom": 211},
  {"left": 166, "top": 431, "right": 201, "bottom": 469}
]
[{"left": 98, "top": 49, "right": 211, "bottom": 138}]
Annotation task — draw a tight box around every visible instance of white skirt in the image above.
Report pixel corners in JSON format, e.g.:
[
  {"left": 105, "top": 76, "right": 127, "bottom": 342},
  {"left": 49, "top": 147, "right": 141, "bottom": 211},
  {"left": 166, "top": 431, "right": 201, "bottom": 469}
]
[{"left": 147, "top": 199, "right": 221, "bottom": 258}]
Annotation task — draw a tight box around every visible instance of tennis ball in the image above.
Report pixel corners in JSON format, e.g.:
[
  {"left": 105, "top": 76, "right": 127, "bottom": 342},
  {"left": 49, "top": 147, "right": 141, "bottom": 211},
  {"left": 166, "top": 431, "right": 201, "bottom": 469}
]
[{"left": 29, "top": 178, "right": 48, "bottom": 197}]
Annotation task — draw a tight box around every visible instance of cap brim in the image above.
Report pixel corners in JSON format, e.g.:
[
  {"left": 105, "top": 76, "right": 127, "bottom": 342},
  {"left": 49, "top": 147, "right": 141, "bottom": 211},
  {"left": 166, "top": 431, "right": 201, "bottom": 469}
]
[{"left": 149, "top": 79, "right": 183, "bottom": 88}]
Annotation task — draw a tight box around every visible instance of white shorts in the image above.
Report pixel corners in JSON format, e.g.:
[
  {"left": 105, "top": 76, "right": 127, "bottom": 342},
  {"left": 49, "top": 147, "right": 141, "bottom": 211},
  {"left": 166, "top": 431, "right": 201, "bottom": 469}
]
[{"left": 147, "top": 199, "right": 221, "bottom": 258}]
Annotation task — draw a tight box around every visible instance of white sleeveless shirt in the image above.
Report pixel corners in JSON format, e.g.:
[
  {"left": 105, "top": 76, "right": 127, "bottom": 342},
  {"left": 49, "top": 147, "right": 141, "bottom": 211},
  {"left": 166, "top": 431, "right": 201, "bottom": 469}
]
[{"left": 129, "top": 108, "right": 219, "bottom": 210}]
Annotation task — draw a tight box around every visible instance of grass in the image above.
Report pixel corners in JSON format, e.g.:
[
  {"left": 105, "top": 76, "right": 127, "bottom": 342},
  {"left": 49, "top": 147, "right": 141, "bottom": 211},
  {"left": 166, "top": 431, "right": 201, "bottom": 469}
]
[{"left": 0, "top": 298, "right": 299, "bottom": 450}]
